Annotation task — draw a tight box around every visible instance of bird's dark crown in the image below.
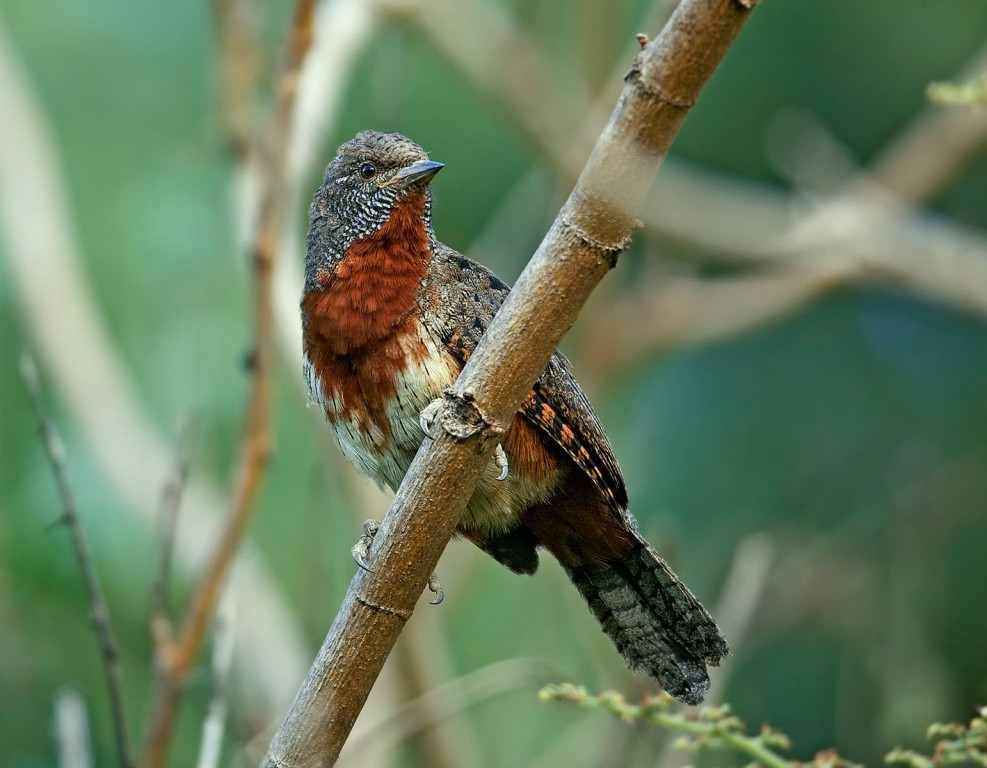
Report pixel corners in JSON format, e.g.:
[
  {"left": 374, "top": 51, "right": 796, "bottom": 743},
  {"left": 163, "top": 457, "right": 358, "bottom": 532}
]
[{"left": 304, "top": 131, "right": 440, "bottom": 292}]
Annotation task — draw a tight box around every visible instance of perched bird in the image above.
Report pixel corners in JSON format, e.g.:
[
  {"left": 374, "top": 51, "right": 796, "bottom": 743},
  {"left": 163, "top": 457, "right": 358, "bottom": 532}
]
[{"left": 301, "top": 131, "right": 728, "bottom": 704}]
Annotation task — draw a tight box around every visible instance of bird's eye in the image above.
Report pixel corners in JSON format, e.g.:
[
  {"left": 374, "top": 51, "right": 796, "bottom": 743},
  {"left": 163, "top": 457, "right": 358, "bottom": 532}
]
[{"left": 359, "top": 163, "right": 376, "bottom": 179}]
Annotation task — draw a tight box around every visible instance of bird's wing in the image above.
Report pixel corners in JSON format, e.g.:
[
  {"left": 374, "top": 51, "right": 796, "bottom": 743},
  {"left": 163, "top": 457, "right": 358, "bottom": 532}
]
[{"left": 424, "top": 245, "right": 628, "bottom": 511}]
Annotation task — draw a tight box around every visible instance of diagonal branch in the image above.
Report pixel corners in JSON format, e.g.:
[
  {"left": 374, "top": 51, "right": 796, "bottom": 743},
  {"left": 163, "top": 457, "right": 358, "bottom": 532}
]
[
  {"left": 21, "top": 356, "right": 133, "bottom": 768},
  {"left": 262, "top": 0, "right": 759, "bottom": 765}
]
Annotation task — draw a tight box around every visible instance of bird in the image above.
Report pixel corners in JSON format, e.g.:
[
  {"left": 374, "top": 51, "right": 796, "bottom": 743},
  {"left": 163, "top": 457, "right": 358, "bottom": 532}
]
[{"left": 301, "top": 130, "right": 728, "bottom": 705}]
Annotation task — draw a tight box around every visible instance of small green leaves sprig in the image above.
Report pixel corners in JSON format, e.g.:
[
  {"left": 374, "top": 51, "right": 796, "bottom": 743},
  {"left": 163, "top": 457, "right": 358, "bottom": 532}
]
[
  {"left": 886, "top": 707, "right": 987, "bottom": 768},
  {"left": 927, "top": 76, "right": 987, "bottom": 107},
  {"left": 538, "top": 683, "right": 852, "bottom": 768},
  {"left": 541, "top": 684, "right": 985, "bottom": 768}
]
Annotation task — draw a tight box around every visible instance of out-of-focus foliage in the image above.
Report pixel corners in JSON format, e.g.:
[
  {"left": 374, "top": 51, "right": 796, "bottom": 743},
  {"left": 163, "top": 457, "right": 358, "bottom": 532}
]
[
  {"left": 928, "top": 76, "right": 987, "bottom": 107},
  {"left": 1, "top": 0, "right": 987, "bottom": 766},
  {"left": 541, "top": 684, "right": 796, "bottom": 768},
  {"left": 887, "top": 707, "right": 987, "bottom": 768},
  {"left": 542, "top": 685, "right": 987, "bottom": 768}
]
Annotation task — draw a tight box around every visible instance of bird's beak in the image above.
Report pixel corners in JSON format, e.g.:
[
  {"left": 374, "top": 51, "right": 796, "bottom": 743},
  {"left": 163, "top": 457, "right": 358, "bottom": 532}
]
[{"left": 384, "top": 159, "right": 444, "bottom": 188}]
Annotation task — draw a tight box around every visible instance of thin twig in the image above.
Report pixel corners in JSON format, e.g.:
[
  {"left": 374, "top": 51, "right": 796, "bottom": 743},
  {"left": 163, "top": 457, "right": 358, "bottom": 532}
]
[
  {"left": 263, "top": 0, "right": 759, "bottom": 764},
  {"left": 196, "top": 588, "right": 238, "bottom": 768},
  {"left": 140, "top": 2, "right": 316, "bottom": 765},
  {"left": 21, "top": 355, "right": 133, "bottom": 768},
  {"left": 211, "top": 0, "right": 259, "bottom": 160},
  {"left": 54, "top": 688, "right": 94, "bottom": 768},
  {"left": 151, "top": 414, "right": 198, "bottom": 654}
]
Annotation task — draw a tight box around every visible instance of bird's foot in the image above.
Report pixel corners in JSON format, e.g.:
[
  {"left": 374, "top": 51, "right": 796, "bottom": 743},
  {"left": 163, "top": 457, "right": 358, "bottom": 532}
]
[
  {"left": 351, "top": 518, "right": 379, "bottom": 572},
  {"left": 351, "top": 517, "right": 445, "bottom": 605},
  {"left": 492, "top": 443, "right": 509, "bottom": 481},
  {"left": 419, "top": 398, "right": 443, "bottom": 438},
  {"left": 418, "top": 399, "right": 508, "bottom": 481},
  {"left": 427, "top": 572, "right": 444, "bottom": 605}
]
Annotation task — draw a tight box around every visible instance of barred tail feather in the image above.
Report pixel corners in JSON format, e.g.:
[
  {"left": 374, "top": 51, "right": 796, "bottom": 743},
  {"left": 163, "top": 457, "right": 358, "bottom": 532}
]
[{"left": 565, "top": 531, "right": 728, "bottom": 705}]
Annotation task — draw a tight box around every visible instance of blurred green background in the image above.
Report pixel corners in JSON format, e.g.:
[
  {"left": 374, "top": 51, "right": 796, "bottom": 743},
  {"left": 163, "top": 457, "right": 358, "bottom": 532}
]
[{"left": 2, "top": 0, "right": 987, "bottom": 766}]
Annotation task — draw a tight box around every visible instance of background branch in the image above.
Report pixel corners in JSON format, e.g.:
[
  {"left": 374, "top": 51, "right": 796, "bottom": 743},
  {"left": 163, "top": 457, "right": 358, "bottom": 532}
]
[
  {"left": 150, "top": 414, "right": 197, "bottom": 655},
  {"left": 262, "top": 0, "right": 758, "bottom": 764},
  {"left": 21, "top": 356, "right": 133, "bottom": 768},
  {"left": 0, "top": 11, "right": 310, "bottom": 724},
  {"left": 139, "top": 2, "right": 316, "bottom": 765}
]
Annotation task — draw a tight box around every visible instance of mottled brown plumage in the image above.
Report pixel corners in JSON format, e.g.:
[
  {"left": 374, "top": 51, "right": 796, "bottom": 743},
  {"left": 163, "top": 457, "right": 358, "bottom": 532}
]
[{"left": 301, "top": 130, "right": 728, "bottom": 704}]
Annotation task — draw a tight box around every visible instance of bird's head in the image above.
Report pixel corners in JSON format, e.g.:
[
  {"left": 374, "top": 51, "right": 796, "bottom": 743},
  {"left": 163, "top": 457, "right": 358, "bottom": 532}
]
[{"left": 305, "top": 131, "right": 443, "bottom": 288}]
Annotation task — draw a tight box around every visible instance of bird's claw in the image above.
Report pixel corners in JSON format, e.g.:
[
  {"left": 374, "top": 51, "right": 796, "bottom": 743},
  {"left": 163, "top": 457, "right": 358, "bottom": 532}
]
[
  {"left": 419, "top": 398, "right": 443, "bottom": 439},
  {"left": 420, "top": 400, "right": 507, "bottom": 480},
  {"left": 351, "top": 518, "right": 379, "bottom": 572},
  {"left": 352, "top": 518, "right": 445, "bottom": 604},
  {"left": 427, "top": 572, "right": 444, "bottom": 605},
  {"left": 493, "top": 443, "right": 509, "bottom": 481}
]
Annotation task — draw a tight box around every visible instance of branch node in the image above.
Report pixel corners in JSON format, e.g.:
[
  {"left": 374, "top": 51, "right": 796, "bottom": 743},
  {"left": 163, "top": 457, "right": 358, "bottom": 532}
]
[
  {"left": 355, "top": 595, "right": 413, "bottom": 620},
  {"left": 636, "top": 33, "right": 649, "bottom": 49},
  {"left": 624, "top": 63, "right": 696, "bottom": 109},
  {"left": 439, "top": 388, "right": 506, "bottom": 443},
  {"left": 559, "top": 214, "right": 630, "bottom": 268}
]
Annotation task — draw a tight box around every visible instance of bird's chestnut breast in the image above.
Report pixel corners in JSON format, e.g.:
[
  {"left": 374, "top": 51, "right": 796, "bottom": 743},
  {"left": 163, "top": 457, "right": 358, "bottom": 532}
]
[{"left": 301, "top": 191, "right": 441, "bottom": 441}]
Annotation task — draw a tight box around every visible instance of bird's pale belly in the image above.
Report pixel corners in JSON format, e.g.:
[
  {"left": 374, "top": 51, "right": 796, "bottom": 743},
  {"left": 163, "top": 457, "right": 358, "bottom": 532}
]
[{"left": 304, "top": 320, "right": 557, "bottom": 534}]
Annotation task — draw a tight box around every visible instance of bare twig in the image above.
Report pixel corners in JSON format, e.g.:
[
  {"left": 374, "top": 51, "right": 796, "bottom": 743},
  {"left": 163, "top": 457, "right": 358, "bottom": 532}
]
[
  {"left": 196, "top": 588, "right": 238, "bottom": 768},
  {"left": 211, "top": 0, "right": 259, "bottom": 160},
  {"left": 0, "top": 13, "right": 310, "bottom": 720},
  {"left": 263, "top": 1, "right": 758, "bottom": 764},
  {"left": 140, "top": 2, "right": 316, "bottom": 765},
  {"left": 150, "top": 414, "right": 198, "bottom": 654},
  {"left": 21, "top": 355, "right": 133, "bottom": 768},
  {"left": 54, "top": 688, "right": 94, "bottom": 768}
]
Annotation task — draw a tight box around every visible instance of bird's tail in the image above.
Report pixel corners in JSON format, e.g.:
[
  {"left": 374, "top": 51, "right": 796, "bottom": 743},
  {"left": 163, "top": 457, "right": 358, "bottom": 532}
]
[{"left": 564, "top": 529, "right": 728, "bottom": 705}]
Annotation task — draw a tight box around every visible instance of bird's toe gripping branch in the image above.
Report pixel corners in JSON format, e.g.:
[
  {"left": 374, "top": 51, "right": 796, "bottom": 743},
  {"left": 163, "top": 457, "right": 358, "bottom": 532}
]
[
  {"left": 351, "top": 519, "right": 379, "bottom": 572},
  {"left": 418, "top": 398, "right": 443, "bottom": 438},
  {"left": 350, "top": 518, "right": 444, "bottom": 605},
  {"left": 419, "top": 398, "right": 509, "bottom": 481}
]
